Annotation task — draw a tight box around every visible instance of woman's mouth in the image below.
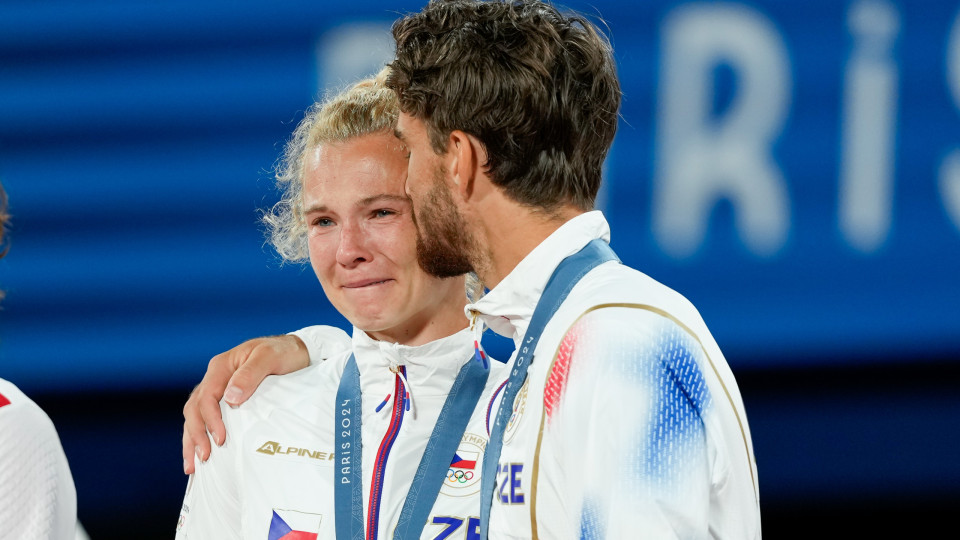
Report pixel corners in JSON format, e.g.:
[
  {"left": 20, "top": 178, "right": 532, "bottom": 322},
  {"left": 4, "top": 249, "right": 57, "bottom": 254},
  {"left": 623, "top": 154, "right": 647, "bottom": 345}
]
[{"left": 343, "top": 278, "right": 392, "bottom": 289}]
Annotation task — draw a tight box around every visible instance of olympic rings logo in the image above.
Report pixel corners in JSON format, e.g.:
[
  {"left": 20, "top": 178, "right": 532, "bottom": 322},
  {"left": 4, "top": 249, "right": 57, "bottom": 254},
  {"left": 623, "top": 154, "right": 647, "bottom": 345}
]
[{"left": 446, "top": 469, "right": 475, "bottom": 483}]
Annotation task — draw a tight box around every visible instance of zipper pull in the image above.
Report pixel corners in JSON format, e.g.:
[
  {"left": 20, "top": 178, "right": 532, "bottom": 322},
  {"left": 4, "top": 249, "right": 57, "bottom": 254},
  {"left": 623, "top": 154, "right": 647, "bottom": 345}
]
[
  {"left": 395, "top": 367, "right": 416, "bottom": 419},
  {"left": 470, "top": 311, "right": 489, "bottom": 369}
]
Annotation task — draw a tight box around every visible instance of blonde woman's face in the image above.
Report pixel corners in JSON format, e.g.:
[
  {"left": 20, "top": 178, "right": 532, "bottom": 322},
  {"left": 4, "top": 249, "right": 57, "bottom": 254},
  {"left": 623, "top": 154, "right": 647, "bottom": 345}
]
[{"left": 301, "top": 132, "right": 465, "bottom": 345}]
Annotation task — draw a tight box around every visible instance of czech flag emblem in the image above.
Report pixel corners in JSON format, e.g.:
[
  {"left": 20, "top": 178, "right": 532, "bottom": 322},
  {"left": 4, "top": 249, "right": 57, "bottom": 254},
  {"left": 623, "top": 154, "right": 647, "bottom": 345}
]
[
  {"left": 450, "top": 450, "right": 479, "bottom": 470},
  {"left": 268, "top": 509, "right": 321, "bottom": 540}
]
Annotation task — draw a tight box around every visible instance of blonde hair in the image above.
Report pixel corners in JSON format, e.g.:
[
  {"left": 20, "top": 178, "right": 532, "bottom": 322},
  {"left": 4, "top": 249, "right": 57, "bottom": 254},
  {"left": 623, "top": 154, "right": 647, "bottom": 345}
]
[
  {"left": 264, "top": 68, "right": 399, "bottom": 262},
  {"left": 262, "top": 69, "right": 486, "bottom": 302}
]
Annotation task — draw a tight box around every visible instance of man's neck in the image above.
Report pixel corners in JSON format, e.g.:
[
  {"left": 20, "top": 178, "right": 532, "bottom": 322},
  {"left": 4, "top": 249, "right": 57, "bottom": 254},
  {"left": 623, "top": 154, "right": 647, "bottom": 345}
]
[{"left": 473, "top": 202, "right": 585, "bottom": 289}]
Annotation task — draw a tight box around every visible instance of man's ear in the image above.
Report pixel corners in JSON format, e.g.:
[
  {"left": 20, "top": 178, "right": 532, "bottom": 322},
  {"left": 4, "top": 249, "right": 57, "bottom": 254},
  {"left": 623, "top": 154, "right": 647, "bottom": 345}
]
[{"left": 447, "top": 130, "right": 487, "bottom": 200}]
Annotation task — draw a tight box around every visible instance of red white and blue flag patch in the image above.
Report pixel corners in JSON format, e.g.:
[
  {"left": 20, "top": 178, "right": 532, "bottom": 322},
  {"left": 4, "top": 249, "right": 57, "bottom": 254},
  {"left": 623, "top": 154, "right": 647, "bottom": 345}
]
[
  {"left": 267, "top": 509, "right": 321, "bottom": 540},
  {"left": 450, "top": 449, "right": 479, "bottom": 470}
]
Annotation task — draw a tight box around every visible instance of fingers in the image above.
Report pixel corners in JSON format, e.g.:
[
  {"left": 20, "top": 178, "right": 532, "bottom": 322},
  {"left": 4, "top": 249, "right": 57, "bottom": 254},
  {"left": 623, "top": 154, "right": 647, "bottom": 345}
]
[
  {"left": 222, "top": 336, "right": 310, "bottom": 407},
  {"left": 181, "top": 339, "right": 259, "bottom": 474},
  {"left": 181, "top": 352, "right": 237, "bottom": 474},
  {"left": 182, "top": 387, "right": 215, "bottom": 470},
  {"left": 198, "top": 389, "right": 226, "bottom": 447},
  {"left": 222, "top": 362, "right": 270, "bottom": 408},
  {"left": 180, "top": 335, "right": 311, "bottom": 474},
  {"left": 182, "top": 426, "right": 196, "bottom": 475}
]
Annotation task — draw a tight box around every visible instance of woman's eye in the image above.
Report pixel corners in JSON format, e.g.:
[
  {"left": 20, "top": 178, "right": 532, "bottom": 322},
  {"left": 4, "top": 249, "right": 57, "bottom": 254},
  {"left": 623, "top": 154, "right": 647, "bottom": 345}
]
[
  {"left": 374, "top": 209, "right": 394, "bottom": 218},
  {"left": 312, "top": 217, "right": 333, "bottom": 227}
]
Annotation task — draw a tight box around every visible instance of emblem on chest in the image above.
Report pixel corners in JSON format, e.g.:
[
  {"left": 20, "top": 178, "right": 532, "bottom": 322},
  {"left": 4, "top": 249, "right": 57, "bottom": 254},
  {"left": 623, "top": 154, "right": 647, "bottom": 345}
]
[
  {"left": 440, "top": 432, "right": 487, "bottom": 497},
  {"left": 502, "top": 379, "right": 529, "bottom": 444}
]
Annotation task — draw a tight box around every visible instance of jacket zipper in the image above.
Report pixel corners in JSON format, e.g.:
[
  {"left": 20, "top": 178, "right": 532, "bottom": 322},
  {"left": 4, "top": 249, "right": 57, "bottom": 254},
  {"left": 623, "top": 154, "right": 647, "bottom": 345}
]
[{"left": 366, "top": 366, "right": 407, "bottom": 540}]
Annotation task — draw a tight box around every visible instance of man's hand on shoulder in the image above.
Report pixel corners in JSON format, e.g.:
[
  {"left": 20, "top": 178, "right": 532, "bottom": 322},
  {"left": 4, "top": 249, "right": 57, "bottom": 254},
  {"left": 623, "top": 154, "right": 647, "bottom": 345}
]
[{"left": 181, "top": 335, "right": 310, "bottom": 474}]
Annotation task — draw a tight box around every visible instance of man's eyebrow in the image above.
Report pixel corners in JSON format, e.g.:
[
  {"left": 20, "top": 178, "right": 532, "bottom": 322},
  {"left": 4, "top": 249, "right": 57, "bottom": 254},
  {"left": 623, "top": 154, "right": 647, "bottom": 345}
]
[{"left": 393, "top": 128, "right": 406, "bottom": 142}]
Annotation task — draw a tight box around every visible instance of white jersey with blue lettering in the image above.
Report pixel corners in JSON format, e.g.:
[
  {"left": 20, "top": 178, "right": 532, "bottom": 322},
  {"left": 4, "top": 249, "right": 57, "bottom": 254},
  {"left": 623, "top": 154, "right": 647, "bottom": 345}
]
[
  {"left": 473, "top": 211, "right": 761, "bottom": 539},
  {"left": 0, "top": 378, "right": 79, "bottom": 540},
  {"left": 175, "top": 326, "right": 507, "bottom": 540}
]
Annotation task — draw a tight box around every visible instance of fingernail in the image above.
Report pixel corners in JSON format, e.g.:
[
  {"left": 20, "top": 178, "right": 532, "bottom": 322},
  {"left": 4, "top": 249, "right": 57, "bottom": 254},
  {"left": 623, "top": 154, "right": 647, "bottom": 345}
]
[
  {"left": 224, "top": 386, "right": 242, "bottom": 405},
  {"left": 183, "top": 459, "right": 189, "bottom": 474},
  {"left": 195, "top": 445, "right": 204, "bottom": 463},
  {"left": 213, "top": 431, "right": 222, "bottom": 446}
]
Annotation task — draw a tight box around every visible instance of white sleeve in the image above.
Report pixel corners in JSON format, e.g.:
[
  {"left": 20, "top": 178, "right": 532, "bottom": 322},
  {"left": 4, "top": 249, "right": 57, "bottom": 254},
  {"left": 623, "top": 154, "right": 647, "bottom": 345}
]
[
  {"left": 175, "top": 401, "right": 243, "bottom": 539},
  {"left": 0, "top": 382, "right": 77, "bottom": 540},
  {"left": 288, "top": 325, "right": 352, "bottom": 366},
  {"left": 555, "top": 309, "right": 712, "bottom": 539}
]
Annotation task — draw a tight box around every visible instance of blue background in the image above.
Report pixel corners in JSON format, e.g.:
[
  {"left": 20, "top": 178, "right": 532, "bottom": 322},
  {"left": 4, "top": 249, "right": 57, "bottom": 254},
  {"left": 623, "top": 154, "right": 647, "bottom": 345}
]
[{"left": 1, "top": 0, "right": 958, "bottom": 537}]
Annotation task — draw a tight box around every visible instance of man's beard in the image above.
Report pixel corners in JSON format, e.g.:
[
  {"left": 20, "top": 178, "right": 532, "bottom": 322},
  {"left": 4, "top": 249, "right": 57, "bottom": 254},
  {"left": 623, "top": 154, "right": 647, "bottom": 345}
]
[{"left": 414, "top": 166, "right": 476, "bottom": 278}]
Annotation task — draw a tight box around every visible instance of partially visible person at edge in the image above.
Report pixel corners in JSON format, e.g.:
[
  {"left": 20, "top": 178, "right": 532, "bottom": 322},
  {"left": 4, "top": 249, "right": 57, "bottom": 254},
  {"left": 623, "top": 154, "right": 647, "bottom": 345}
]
[
  {"left": 182, "top": 1, "right": 761, "bottom": 538},
  {"left": 0, "top": 182, "right": 87, "bottom": 540},
  {"left": 175, "top": 71, "right": 509, "bottom": 539}
]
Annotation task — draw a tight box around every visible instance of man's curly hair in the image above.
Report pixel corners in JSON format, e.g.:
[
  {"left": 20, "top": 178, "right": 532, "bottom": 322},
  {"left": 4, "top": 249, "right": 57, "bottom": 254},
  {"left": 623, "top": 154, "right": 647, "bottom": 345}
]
[{"left": 387, "top": 0, "right": 621, "bottom": 213}]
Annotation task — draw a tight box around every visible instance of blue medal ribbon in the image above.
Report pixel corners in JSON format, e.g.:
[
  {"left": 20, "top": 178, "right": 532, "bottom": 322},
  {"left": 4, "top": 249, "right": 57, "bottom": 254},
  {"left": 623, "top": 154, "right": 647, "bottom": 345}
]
[
  {"left": 392, "top": 353, "right": 488, "bottom": 538},
  {"left": 335, "top": 354, "right": 365, "bottom": 540},
  {"left": 335, "top": 348, "right": 490, "bottom": 540},
  {"left": 478, "top": 239, "right": 619, "bottom": 539}
]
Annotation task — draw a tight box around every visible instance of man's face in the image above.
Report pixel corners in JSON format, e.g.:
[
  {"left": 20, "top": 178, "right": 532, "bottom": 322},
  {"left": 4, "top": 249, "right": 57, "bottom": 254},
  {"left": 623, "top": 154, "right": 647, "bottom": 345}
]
[
  {"left": 302, "top": 131, "right": 460, "bottom": 341},
  {"left": 395, "top": 112, "right": 475, "bottom": 278}
]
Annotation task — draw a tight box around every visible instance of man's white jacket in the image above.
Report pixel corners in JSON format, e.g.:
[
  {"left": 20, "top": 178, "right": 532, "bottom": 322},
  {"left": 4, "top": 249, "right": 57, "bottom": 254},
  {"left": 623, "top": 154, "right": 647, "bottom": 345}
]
[
  {"left": 176, "top": 326, "right": 507, "bottom": 540},
  {"left": 474, "top": 211, "right": 762, "bottom": 539}
]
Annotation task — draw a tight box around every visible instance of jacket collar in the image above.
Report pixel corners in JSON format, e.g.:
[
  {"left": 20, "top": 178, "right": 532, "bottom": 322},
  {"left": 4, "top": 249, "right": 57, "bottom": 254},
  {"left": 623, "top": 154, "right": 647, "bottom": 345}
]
[
  {"left": 466, "top": 210, "right": 611, "bottom": 347},
  {"left": 351, "top": 326, "right": 475, "bottom": 396}
]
